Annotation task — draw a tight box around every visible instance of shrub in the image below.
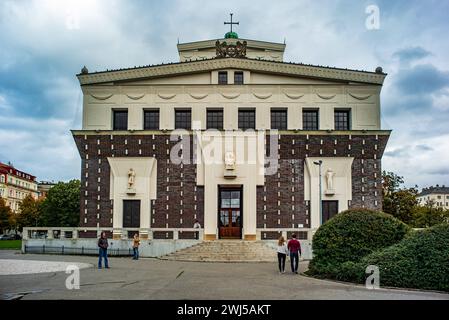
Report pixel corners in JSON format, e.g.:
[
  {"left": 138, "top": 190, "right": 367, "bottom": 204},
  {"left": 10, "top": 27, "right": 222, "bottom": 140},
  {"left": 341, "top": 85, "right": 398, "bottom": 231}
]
[
  {"left": 335, "top": 223, "right": 449, "bottom": 292},
  {"left": 308, "top": 208, "right": 410, "bottom": 277}
]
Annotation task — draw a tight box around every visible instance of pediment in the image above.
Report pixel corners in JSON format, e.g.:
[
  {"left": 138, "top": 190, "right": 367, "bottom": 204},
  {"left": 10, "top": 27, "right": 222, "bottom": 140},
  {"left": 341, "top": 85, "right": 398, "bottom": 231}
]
[{"left": 78, "top": 58, "right": 386, "bottom": 86}]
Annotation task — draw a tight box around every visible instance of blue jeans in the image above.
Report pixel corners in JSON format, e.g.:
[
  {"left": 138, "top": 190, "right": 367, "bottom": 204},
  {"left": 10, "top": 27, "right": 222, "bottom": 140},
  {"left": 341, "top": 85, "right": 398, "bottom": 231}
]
[
  {"left": 98, "top": 248, "right": 109, "bottom": 268},
  {"left": 290, "top": 252, "right": 299, "bottom": 273},
  {"left": 133, "top": 247, "right": 139, "bottom": 260}
]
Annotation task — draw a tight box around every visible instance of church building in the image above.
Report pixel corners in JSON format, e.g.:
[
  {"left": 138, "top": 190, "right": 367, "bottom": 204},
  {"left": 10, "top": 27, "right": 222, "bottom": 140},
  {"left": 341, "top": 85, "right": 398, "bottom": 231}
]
[{"left": 73, "top": 18, "right": 390, "bottom": 242}]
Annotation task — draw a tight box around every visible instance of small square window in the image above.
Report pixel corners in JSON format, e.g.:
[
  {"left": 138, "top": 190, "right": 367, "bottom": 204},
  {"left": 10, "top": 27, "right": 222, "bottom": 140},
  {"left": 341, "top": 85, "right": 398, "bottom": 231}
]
[
  {"left": 271, "top": 109, "right": 287, "bottom": 130},
  {"left": 144, "top": 110, "right": 159, "bottom": 130},
  {"left": 238, "top": 109, "right": 256, "bottom": 130},
  {"left": 113, "top": 110, "right": 128, "bottom": 130},
  {"left": 207, "top": 109, "right": 223, "bottom": 130},
  {"left": 175, "top": 109, "right": 191, "bottom": 130},
  {"left": 334, "top": 109, "right": 351, "bottom": 130},
  {"left": 303, "top": 110, "right": 319, "bottom": 130},
  {"left": 234, "top": 72, "right": 244, "bottom": 85},
  {"left": 218, "top": 71, "right": 228, "bottom": 85}
]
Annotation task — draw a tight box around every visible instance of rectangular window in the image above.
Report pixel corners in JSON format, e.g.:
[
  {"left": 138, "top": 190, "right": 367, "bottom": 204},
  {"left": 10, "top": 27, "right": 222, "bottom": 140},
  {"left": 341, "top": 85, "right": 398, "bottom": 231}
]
[
  {"left": 144, "top": 110, "right": 159, "bottom": 130},
  {"left": 175, "top": 109, "right": 191, "bottom": 130},
  {"left": 207, "top": 109, "right": 224, "bottom": 130},
  {"left": 218, "top": 71, "right": 228, "bottom": 85},
  {"left": 113, "top": 110, "right": 128, "bottom": 130},
  {"left": 302, "top": 109, "right": 319, "bottom": 130},
  {"left": 234, "top": 72, "right": 244, "bottom": 85},
  {"left": 238, "top": 109, "right": 256, "bottom": 130},
  {"left": 271, "top": 109, "right": 287, "bottom": 130},
  {"left": 334, "top": 109, "right": 351, "bottom": 130}
]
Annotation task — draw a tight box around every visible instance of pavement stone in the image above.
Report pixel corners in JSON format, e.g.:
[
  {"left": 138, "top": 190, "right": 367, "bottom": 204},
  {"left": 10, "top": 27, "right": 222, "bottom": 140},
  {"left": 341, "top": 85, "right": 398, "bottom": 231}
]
[{"left": 0, "top": 250, "right": 448, "bottom": 300}]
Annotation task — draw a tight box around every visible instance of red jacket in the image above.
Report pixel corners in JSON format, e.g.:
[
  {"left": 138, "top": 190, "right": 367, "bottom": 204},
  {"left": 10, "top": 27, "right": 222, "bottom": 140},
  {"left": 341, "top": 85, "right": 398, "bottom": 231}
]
[{"left": 287, "top": 239, "right": 301, "bottom": 255}]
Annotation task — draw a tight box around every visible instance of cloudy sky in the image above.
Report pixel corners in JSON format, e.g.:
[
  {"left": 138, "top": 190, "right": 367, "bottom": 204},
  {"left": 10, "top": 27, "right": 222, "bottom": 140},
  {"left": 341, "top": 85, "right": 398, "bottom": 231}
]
[{"left": 0, "top": 0, "right": 448, "bottom": 189}]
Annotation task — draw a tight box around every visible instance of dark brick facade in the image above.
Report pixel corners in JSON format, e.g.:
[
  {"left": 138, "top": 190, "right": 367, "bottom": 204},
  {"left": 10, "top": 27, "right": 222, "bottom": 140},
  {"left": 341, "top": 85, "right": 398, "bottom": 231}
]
[{"left": 73, "top": 132, "right": 389, "bottom": 231}]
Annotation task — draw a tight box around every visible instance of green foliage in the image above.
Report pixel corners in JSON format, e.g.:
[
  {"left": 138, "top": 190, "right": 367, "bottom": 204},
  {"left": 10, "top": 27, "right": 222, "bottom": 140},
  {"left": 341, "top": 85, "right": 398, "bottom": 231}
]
[
  {"left": 335, "top": 224, "right": 449, "bottom": 292},
  {"left": 16, "top": 195, "right": 42, "bottom": 231},
  {"left": 40, "top": 180, "right": 80, "bottom": 227},
  {"left": 411, "top": 204, "right": 449, "bottom": 228},
  {"left": 0, "top": 240, "right": 22, "bottom": 250},
  {"left": 0, "top": 198, "right": 12, "bottom": 234},
  {"left": 382, "top": 171, "right": 418, "bottom": 225},
  {"left": 308, "top": 208, "right": 410, "bottom": 277}
]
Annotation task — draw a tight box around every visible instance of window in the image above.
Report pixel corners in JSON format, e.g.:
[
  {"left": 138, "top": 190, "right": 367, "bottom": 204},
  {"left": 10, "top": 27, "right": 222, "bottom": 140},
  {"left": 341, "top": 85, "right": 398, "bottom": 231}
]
[
  {"left": 113, "top": 110, "right": 128, "bottom": 130},
  {"left": 144, "top": 110, "right": 159, "bottom": 130},
  {"left": 234, "top": 72, "right": 244, "bottom": 85},
  {"left": 302, "top": 109, "right": 319, "bottom": 130},
  {"left": 207, "top": 109, "right": 223, "bottom": 130},
  {"left": 238, "top": 109, "right": 256, "bottom": 130},
  {"left": 271, "top": 109, "right": 287, "bottom": 130},
  {"left": 218, "top": 71, "right": 228, "bottom": 85},
  {"left": 0, "top": 175, "right": 4, "bottom": 183},
  {"left": 334, "top": 109, "right": 351, "bottom": 130},
  {"left": 175, "top": 109, "right": 191, "bottom": 130}
]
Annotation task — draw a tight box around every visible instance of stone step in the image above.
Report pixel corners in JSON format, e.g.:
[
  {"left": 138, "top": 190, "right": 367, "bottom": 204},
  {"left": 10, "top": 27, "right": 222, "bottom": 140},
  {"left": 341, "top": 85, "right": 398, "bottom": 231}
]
[{"left": 161, "top": 240, "right": 279, "bottom": 262}]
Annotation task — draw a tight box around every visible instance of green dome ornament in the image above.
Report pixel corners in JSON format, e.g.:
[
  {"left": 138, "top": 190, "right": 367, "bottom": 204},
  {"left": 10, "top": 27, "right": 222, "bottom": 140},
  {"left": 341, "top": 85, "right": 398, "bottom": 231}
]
[{"left": 224, "top": 31, "right": 239, "bottom": 39}]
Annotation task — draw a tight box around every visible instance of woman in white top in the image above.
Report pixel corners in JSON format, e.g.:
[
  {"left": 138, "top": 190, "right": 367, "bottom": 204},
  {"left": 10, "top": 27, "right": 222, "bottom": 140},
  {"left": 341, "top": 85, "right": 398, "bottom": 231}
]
[{"left": 277, "top": 236, "right": 289, "bottom": 273}]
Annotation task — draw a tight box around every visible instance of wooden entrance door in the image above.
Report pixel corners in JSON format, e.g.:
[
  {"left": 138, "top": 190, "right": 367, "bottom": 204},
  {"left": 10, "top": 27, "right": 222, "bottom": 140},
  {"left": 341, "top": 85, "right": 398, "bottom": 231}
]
[
  {"left": 218, "top": 188, "right": 242, "bottom": 239},
  {"left": 322, "top": 200, "right": 338, "bottom": 223},
  {"left": 123, "top": 200, "right": 141, "bottom": 228}
]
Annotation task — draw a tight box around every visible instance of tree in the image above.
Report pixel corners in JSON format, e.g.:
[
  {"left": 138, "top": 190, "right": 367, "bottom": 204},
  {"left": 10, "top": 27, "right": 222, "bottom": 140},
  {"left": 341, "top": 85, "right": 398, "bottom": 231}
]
[
  {"left": 40, "top": 180, "right": 80, "bottom": 227},
  {"left": 382, "top": 171, "right": 418, "bottom": 225},
  {"left": 16, "top": 194, "right": 42, "bottom": 231},
  {"left": 0, "top": 198, "right": 12, "bottom": 234},
  {"left": 411, "top": 201, "right": 449, "bottom": 228}
]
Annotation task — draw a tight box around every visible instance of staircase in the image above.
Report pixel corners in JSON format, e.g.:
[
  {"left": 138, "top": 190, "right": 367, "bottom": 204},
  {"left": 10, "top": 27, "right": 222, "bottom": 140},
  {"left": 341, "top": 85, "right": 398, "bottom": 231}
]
[{"left": 161, "top": 240, "right": 277, "bottom": 263}]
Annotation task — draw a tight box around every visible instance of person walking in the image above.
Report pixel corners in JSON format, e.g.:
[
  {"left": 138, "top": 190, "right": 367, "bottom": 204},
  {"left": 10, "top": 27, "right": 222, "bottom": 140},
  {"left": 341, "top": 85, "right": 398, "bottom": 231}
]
[
  {"left": 98, "top": 231, "right": 109, "bottom": 269},
  {"left": 287, "top": 234, "right": 302, "bottom": 274},
  {"left": 277, "top": 236, "right": 288, "bottom": 274},
  {"left": 132, "top": 233, "right": 140, "bottom": 260},
  {"left": 193, "top": 219, "right": 201, "bottom": 240}
]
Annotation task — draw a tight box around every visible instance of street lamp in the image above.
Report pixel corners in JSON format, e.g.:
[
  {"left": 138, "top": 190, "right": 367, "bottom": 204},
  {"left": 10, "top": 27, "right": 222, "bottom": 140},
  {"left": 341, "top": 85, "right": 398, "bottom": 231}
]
[{"left": 313, "top": 160, "right": 323, "bottom": 226}]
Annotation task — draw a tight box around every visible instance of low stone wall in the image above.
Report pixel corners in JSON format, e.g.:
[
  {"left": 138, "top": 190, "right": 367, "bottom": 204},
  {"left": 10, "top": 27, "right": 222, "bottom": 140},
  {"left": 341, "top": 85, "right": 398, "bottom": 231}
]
[{"left": 22, "top": 238, "right": 201, "bottom": 258}]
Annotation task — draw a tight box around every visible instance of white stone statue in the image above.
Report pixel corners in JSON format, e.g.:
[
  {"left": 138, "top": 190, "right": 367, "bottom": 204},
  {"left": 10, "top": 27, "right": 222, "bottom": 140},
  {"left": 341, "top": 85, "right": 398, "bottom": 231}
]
[
  {"left": 325, "top": 168, "right": 335, "bottom": 190},
  {"left": 225, "top": 151, "right": 236, "bottom": 170},
  {"left": 128, "top": 168, "right": 136, "bottom": 188}
]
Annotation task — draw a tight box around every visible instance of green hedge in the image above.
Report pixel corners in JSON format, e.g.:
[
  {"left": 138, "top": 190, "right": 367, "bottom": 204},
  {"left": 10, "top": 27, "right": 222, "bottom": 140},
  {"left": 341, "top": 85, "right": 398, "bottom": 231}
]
[
  {"left": 308, "top": 208, "right": 410, "bottom": 277},
  {"left": 335, "top": 223, "right": 449, "bottom": 292}
]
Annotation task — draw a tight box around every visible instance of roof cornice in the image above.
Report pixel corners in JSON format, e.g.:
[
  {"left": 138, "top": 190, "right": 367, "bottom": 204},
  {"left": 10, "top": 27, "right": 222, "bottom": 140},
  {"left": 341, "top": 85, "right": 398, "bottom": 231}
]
[
  {"left": 77, "top": 58, "right": 386, "bottom": 86},
  {"left": 177, "top": 38, "right": 286, "bottom": 52}
]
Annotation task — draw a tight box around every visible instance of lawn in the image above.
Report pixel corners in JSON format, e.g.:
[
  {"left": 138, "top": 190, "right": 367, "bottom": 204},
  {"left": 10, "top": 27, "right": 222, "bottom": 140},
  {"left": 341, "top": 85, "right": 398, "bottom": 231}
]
[{"left": 0, "top": 240, "right": 22, "bottom": 250}]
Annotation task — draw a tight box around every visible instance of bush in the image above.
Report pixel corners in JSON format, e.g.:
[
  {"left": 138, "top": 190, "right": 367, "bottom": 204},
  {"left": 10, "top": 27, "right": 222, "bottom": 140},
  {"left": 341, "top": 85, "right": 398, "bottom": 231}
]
[
  {"left": 335, "top": 223, "right": 449, "bottom": 292},
  {"left": 308, "top": 208, "right": 410, "bottom": 277}
]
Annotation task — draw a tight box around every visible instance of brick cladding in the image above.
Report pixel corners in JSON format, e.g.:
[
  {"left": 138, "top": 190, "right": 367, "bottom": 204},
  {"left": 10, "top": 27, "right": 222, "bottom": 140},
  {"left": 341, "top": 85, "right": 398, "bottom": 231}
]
[{"left": 74, "top": 133, "right": 389, "bottom": 231}]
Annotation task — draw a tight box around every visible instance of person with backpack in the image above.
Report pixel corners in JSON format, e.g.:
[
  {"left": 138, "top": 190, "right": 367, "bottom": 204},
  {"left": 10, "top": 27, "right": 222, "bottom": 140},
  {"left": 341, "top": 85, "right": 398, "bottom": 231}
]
[
  {"left": 287, "top": 234, "right": 302, "bottom": 274},
  {"left": 98, "top": 231, "right": 109, "bottom": 269}
]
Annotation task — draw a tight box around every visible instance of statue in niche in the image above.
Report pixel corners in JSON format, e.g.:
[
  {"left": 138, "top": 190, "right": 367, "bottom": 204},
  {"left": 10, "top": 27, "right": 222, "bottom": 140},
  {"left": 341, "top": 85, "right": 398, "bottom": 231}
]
[
  {"left": 325, "top": 168, "right": 335, "bottom": 191},
  {"left": 225, "top": 151, "right": 236, "bottom": 170},
  {"left": 128, "top": 168, "right": 136, "bottom": 188}
]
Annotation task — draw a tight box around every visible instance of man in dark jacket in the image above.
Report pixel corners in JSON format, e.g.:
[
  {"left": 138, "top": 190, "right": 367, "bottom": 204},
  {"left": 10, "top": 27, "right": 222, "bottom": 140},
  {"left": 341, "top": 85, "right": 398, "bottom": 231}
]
[
  {"left": 287, "top": 234, "right": 302, "bottom": 274},
  {"left": 98, "top": 231, "right": 109, "bottom": 269}
]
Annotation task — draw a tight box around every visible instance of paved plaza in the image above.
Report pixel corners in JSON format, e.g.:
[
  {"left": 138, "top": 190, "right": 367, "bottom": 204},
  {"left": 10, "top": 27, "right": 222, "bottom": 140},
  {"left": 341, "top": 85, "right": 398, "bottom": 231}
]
[{"left": 0, "top": 250, "right": 448, "bottom": 300}]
